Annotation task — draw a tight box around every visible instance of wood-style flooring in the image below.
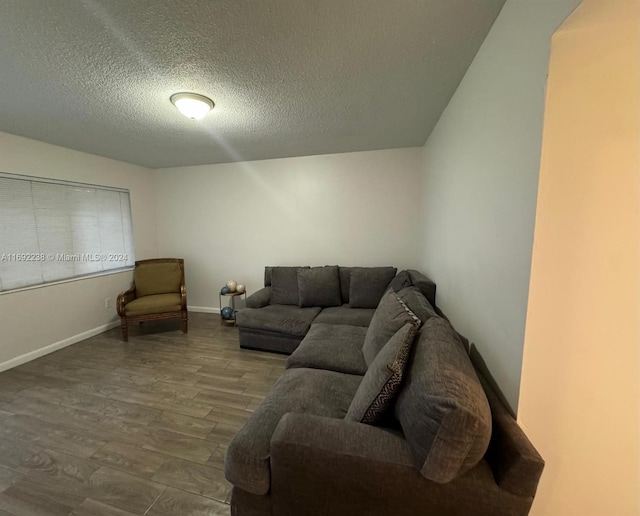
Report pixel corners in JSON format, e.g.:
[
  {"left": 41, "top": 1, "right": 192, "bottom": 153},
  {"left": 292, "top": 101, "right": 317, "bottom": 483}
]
[{"left": 0, "top": 313, "right": 286, "bottom": 515}]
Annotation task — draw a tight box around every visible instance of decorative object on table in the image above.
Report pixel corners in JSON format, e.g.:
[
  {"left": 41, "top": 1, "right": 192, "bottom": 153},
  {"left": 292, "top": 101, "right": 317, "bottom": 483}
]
[
  {"left": 219, "top": 282, "right": 247, "bottom": 327},
  {"left": 221, "top": 306, "right": 234, "bottom": 319}
]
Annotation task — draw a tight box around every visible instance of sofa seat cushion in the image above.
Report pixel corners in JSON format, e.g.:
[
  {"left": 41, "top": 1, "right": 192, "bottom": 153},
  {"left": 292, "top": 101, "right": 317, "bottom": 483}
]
[
  {"left": 313, "top": 305, "right": 375, "bottom": 327},
  {"left": 286, "top": 323, "right": 368, "bottom": 375},
  {"left": 395, "top": 317, "right": 492, "bottom": 483},
  {"left": 236, "top": 305, "right": 321, "bottom": 337},
  {"left": 125, "top": 293, "right": 181, "bottom": 316},
  {"left": 225, "top": 368, "right": 362, "bottom": 495}
]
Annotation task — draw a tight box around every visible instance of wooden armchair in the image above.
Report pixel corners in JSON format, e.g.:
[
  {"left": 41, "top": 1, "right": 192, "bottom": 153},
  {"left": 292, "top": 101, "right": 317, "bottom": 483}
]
[{"left": 117, "top": 258, "right": 188, "bottom": 341}]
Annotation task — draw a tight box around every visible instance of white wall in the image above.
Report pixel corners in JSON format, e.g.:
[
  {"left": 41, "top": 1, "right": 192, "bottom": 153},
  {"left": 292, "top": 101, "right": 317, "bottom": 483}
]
[
  {"left": 419, "top": 0, "right": 580, "bottom": 410},
  {"left": 0, "top": 131, "right": 158, "bottom": 368},
  {"left": 519, "top": 0, "right": 639, "bottom": 513},
  {"left": 155, "top": 148, "right": 423, "bottom": 310}
]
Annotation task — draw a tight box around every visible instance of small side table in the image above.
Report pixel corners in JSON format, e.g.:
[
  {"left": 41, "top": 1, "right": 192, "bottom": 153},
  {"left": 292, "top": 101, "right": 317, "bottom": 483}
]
[{"left": 219, "top": 291, "right": 247, "bottom": 326}]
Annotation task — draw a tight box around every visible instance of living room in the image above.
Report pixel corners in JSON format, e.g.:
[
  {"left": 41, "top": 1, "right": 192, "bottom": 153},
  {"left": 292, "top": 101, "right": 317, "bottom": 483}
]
[{"left": 0, "top": 1, "right": 637, "bottom": 515}]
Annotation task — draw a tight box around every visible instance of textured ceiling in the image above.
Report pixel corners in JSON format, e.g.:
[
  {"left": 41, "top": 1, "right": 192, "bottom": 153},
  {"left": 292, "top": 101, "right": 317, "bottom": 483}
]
[{"left": 0, "top": 0, "right": 505, "bottom": 168}]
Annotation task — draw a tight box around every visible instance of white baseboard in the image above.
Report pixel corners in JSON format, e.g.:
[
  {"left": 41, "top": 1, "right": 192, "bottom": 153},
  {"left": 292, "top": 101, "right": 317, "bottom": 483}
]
[
  {"left": 188, "top": 305, "right": 220, "bottom": 314},
  {"left": 0, "top": 321, "right": 120, "bottom": 373}
]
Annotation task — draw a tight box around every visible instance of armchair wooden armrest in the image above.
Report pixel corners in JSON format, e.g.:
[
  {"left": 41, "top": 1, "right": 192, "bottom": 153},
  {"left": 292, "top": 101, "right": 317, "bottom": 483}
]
[
  {"left": 180, "top": 284, "right": 188, "bottom": 309},
  {"left": 117, "top": 286, "right": 136, "bottom": 316}
]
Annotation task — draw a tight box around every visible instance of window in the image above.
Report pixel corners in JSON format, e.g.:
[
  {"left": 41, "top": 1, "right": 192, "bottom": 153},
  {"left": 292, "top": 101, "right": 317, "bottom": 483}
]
[{"left": 0, "top": 173, "right": 135, "bottom": 292}]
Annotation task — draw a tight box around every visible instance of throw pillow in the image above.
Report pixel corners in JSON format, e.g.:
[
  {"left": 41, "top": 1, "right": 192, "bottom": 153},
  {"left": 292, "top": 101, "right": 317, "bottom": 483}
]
[
  {"left": 297, "top": 266, "right": 341, "bottom": 308},
  {"left": 348, "top": 267, "right": 397, "bottom": 309},
  {"left": 270, "top": 266, "right": 309, "bottom": 305},
  {"left": 362, "top": 290, "right": 421, "bottom": 367},
  {"left": 346, "top": 323, "right": 418, "bottom": 424}
]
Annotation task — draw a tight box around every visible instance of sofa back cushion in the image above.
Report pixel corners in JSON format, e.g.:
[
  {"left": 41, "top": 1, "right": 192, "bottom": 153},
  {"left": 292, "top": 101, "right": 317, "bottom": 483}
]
[
  {"left": 394, "top": 317, "right": 492, "bottom": 483},
  {"left": 134, "top": 262, "right": 182, "bottom": 297},
  {"left": 346, "top": 323, "right": 418, "bottom": 424},
  {"left": 297, "top": 266, "right": 341, "bottom": 308},
  {"left": 362, "top": 289, "right": 421, "bottom": 367},
  {"left": 349, "top": 267, "right": 397, "bottom": 309},
  {"left": 397, "top": 287, "right": 439, "bottom": 323},
  {"left": 270, "top": 266, "right": 309, "bottom": 305},
  {"left": 388, "top": 270, "right": 412, "bottom": 292},
  {"left": 338, "top": 267, "right": 353, "bottom": 304},
  {"left": 407, "top": 269, "right": 437, "bottom": 308}
]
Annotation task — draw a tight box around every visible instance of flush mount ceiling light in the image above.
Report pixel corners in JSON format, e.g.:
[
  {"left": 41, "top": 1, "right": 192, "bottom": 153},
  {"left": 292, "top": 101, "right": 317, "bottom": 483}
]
[{"left": 170, "top": 92, "right": 214, "bottom": 120}]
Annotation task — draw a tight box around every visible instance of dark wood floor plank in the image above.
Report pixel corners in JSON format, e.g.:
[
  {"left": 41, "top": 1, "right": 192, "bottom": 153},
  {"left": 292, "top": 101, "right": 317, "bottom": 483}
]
[
  {"left": 99, "top": 399, "right": 162, "bottom": 425},
  {"left": 146, "top": 486, "right": 230, "bottom": 516},
  {"left": 0, "top": 466, "right": 23, "bottom": 493},
  {"left": 0, "top": 475, "right": 86, "bottom": 515},
  {"left": 193, "top": 389, "right": 253, "bottom": 411},
  {"left": 70, "top": 498, "right": 140, "bottom": 516},
  {"left": 206, "top": 423, "right": 240, "bottom": 447},
  {"left": 151, "top": 458, "right": 231, "bottom": 502},
  {"left": 86, "top": 466, "right": 166, "bottom": 515},
  {"left": 142, "top": 429, "right": 218, "bottom": 464},
  {"left": 204, "top": 405, "right": 253, "bottom": 427},
  {"left": 90, "top": 442, "right": 168, "bottom": 479},
  {"left": 148, "top": 410, "right": 218, "bottom": 439},
  {"left": 19, "top": 447, "right": 100, "bottom": 490},
  {"left": 0, "top": 412, "right": 107, "bottom": 459}
]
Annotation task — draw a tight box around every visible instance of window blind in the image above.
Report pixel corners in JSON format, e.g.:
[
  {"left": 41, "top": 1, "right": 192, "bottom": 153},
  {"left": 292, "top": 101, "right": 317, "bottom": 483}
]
[{"left": 0, "top": 174, "right": 135, "bottom": 292}]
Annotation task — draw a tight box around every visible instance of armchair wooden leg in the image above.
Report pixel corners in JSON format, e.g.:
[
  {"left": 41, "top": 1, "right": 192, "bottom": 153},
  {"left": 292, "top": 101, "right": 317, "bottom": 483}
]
[
  {"left": 182, "top": 313, "right": 188, "bottom": 334},
  {"left": 121, "top": 318, "right": 129, "bottom": 341}
]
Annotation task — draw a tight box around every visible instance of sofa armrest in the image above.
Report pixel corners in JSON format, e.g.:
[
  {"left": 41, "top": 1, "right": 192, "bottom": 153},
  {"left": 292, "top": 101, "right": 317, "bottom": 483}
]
[
  {"left": 272, "top": 412, "right": 413, "bottom": 467},
  {"left": 116, "top": 285, "right": 136, "bottom": 316},
  {"left": 270, "top": 413, "right": 529, "bottom": 516},
  {"left": 246, "top": 286, "right": 271, "bottom": 308}
]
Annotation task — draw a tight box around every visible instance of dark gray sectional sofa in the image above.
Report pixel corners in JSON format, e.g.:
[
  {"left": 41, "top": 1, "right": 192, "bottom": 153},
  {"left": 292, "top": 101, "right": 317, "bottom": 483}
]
[{"left": 228, "top": 266, "right": 543, "bottom": 515}]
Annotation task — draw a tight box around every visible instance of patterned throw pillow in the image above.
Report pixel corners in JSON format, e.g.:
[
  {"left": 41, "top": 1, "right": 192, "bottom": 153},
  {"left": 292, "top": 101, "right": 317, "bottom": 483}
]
[{"left": 346, "top": 323, "right": 418, "bottom": 424}]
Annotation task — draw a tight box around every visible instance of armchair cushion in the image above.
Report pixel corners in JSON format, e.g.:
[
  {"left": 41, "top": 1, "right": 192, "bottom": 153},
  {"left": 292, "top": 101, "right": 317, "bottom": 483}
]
[
  {"left": 297, "top": 266, "right": 341, "bottom": 308},
  {"left": 124, "top": 293, "right": 182, "bottom": 316},
  {"left": 134, "top": 262, "right": 182, "bottom": 297},
  {"left": 346, "top": 323, "right": 417, "bottom": 424}
]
